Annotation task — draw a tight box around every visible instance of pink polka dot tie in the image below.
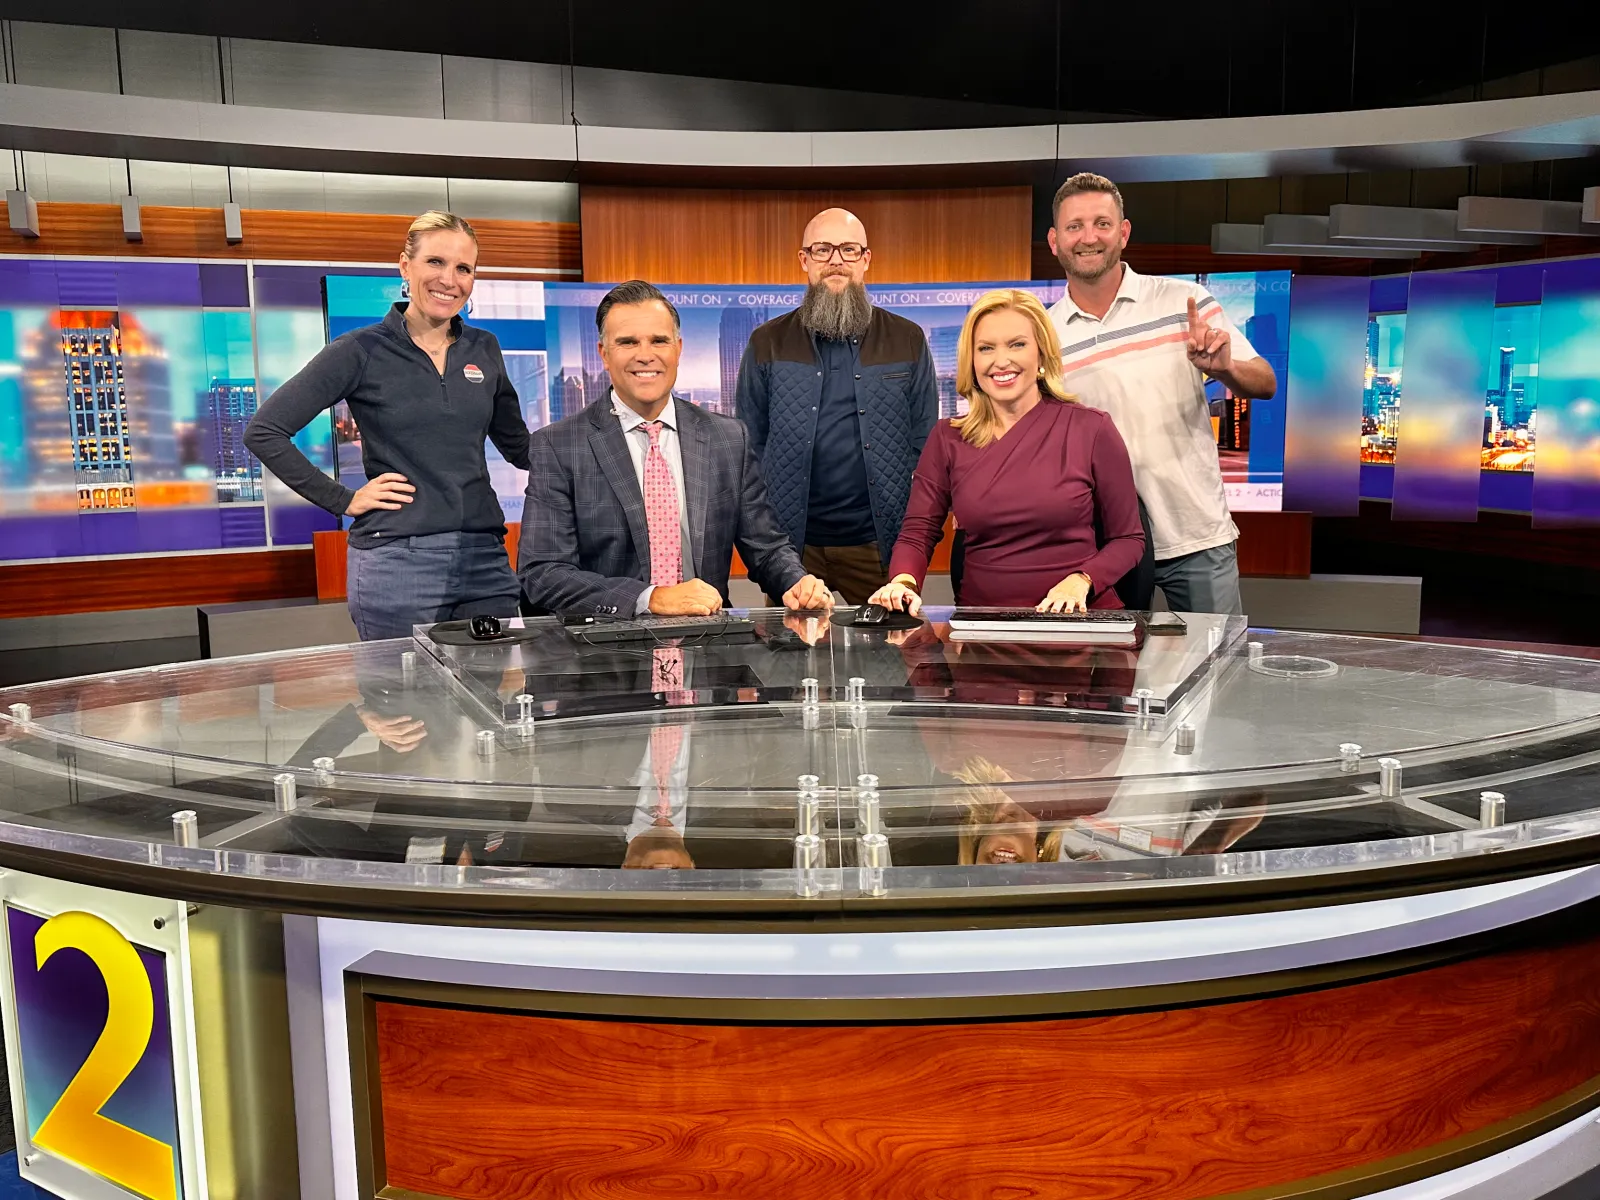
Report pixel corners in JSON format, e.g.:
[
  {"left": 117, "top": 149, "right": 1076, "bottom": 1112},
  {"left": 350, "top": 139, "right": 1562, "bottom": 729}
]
[{"left": 640, "top": 421, "right": 681, "bottom": 588}]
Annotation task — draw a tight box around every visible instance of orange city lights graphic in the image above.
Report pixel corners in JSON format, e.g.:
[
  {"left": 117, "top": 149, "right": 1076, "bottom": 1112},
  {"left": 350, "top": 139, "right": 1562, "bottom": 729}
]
[{"left": 17, "top": 310, "right": 211, "bottom": 515}]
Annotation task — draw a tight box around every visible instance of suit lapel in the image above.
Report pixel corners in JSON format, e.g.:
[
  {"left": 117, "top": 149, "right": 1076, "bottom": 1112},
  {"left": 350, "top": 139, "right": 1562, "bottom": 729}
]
[
  {"left": 678, "top": 401, "right": 712, "bottom": 580},
  {"left": 585, "top": 401, "right": 651, "bottom": 569}
]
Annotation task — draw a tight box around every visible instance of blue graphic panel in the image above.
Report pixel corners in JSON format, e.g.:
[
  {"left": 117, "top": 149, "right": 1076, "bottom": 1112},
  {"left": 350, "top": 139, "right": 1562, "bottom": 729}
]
[
  {"left": 1392, "top": 270, "right": 1496, "bottom": 521},
  {"left": 1284, "top": 276, "right": 1369, "bottom": 515},
  {"left": 1531, "top": 259, "right": 1600, "bottom": 527}
]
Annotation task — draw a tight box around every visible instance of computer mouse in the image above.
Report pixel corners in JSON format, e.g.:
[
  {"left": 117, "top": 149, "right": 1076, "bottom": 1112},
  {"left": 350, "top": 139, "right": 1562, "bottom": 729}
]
[{"left": 857, "top": 602, "right": 890, "bottom": 626}]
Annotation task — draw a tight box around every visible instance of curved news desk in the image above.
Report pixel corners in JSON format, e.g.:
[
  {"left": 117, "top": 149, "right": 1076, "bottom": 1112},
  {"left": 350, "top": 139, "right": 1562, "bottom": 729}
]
[{"left": 3, "top": 610, "right": 1600, "bottom": 1200}]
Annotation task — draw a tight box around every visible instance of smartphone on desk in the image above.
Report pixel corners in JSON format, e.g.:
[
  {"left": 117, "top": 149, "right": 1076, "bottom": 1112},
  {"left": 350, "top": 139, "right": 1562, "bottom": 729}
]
[{"left": 1145, "top": 612, "right": 1188, "bottom": 636}]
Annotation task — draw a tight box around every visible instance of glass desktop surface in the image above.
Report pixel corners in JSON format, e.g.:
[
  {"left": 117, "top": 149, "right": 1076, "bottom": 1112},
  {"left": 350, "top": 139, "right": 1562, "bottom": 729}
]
[
  {"left": 4, "top": 610, "right": 1600, "bottom": 899},
  {"left": 417, "top": 608, "right": 1242, "bottom": 726}
]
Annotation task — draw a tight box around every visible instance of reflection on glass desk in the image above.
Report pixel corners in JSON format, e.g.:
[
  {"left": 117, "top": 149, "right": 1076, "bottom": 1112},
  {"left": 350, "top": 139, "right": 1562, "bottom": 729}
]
[
  {"left": 419, "top": 608, "right": 1244, "bottom": 725},
  {"left": 4, "top": 610, "right": 1600, "bottom": 902}
]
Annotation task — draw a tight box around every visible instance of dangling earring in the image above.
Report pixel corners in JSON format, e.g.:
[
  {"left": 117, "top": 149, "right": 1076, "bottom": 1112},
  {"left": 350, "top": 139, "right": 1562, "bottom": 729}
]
[{"left": 399, "top": 279, "right": 410, "bottom": 300}]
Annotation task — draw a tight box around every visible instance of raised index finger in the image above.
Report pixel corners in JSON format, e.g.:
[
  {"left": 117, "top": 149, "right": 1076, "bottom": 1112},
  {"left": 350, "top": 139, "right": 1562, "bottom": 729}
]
[{"left": 1186, "top": 296, "right": 1201, "bottom": 332}]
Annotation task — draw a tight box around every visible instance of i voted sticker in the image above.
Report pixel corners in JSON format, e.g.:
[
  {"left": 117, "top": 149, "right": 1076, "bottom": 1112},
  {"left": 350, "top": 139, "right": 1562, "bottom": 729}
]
[{"left": 463, "top": 363, "right": 484, "bottom": 383}]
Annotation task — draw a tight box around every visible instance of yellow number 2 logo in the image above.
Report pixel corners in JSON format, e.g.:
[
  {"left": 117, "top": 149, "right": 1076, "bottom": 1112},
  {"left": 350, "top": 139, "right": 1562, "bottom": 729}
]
[{"left": 31, "top": 911, "right": 178, "bottom": 1200}]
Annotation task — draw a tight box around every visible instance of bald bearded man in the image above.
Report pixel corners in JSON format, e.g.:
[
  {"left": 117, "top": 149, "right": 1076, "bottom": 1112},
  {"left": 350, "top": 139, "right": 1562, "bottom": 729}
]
[{"left": 735, "top": 208, "right": 938, "bottom": 604}]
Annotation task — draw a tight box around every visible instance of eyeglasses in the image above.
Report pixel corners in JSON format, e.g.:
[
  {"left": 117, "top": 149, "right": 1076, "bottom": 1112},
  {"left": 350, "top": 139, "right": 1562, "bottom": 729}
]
[{"left": 803, "top": 242, "right": 869, "bottom": 263}]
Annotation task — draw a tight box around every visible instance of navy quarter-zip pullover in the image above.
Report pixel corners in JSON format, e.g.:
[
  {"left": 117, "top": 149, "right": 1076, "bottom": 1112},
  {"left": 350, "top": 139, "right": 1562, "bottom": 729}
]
[{"left": 244, "top": 302, "right": 531, "bottom": 548}]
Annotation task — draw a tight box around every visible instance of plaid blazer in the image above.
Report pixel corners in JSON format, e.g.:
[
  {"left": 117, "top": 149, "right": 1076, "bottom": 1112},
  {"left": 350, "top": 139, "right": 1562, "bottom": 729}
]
[{"left": 518, "top": 395, "right": 808, "bottom": 615}]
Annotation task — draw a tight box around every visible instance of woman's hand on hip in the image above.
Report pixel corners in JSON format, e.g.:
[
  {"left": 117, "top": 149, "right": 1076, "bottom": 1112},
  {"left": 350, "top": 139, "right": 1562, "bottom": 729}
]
[
  {"left": 346, "top": 472, "right": 415, "bottom": 516},
  {"left": 1037, "top": 573, "right": 1091, "bottom": 614}
]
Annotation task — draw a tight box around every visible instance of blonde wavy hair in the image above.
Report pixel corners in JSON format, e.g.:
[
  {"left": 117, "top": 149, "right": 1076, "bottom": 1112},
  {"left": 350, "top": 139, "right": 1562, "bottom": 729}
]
[
  {"left": 950, "top": 289, "right": 1075, "bottom": 449},
  {"left": 954, "top": 757, "right": 1066, "bottom": 864}
]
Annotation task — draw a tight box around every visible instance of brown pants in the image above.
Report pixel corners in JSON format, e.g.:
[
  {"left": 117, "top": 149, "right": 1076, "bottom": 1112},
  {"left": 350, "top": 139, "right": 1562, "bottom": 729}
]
[{"left": 802, "top": 542, "right": 888, "bottom": 606}]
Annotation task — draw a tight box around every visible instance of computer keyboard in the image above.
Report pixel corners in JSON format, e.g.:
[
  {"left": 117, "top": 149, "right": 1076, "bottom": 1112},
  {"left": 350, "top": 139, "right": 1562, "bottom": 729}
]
[
  {"left": 948, "top": 609, "right": 1140, "bottom": 633},
  {"left": 562, "top": 613, "right": 757, "bottom": 644}
]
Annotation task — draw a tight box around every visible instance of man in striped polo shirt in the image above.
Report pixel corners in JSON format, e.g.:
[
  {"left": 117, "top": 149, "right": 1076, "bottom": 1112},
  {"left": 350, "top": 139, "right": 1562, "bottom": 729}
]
[{"left": 1045, "top": 172, "right": 1277, "bottom": 615}]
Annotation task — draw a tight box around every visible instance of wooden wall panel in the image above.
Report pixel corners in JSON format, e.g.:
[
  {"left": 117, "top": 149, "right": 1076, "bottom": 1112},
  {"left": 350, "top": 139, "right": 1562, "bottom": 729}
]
[
  {"left": 1236, "top": 510, "right": 1313, "bottom": 578},
  {"left": 375, "top": 932, "right": 1600, "bottom": 1200},
  {"left": 313, "top": 532, "right": 351, "bottom": 602},
  {"left": 0, "top": 201, "right": 581, "bottom": 271},
  {"left": 582, "top": 186, "right": 1030, "bottom": 284},
  {"left": 0, "top": 549, "right": 316, "bottom": 619}
]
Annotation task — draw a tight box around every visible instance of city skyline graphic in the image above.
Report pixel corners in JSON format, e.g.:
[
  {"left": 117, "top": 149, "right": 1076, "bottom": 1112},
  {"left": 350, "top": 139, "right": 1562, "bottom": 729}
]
[
  {"left": 1361, "top": 305, "right": 1541, "bottom": 472},
  {"left": 24, "top": 309, "right": 262, "bottom": 514},
  {"left": 536, "top": 283, "right": 1063, "bottom": 426},
  {"left": 17, "top": 309, "right": 188, "bottom": 515}
]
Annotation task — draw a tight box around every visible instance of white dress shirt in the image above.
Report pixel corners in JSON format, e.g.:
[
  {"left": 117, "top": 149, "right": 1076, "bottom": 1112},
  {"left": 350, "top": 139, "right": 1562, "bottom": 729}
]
[{"left": 611, "top": 391, "right": 696, "bottom": 614}]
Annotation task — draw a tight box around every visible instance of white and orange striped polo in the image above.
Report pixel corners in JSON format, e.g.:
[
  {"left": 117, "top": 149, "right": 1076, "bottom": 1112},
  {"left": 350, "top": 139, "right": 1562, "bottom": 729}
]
[{"left": 1048, "top": 265, "right": 1259, "bottom": 561}]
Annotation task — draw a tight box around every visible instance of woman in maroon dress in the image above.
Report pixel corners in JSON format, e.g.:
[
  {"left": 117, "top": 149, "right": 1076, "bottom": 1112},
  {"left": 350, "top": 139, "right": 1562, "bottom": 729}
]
[{"left": 870, "top": 289, "right": 1144, "bottom": 615}]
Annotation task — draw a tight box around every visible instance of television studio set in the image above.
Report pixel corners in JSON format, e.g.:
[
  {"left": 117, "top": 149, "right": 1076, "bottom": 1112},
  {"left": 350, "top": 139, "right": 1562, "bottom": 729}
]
[{"left": 5, "top": 5, "right": 1600, "bottom": 1199}]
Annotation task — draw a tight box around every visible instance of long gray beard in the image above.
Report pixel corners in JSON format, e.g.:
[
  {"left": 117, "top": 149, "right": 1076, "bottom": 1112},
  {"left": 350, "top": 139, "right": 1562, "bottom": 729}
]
[{"left": 799, "top": 280, "right": 873, "bottom": 341}]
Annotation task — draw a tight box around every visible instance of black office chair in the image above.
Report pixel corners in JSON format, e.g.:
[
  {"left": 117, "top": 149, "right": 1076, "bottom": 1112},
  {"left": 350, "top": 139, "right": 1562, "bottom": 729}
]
[
  {"left": 1113, "top": 498, "right": 1157, "bottom": 611},
  {"left": 949, "top": 527, "right": 967, "bottom": 601},
  {"left": 948, "top": 497, "right": 1155, "bottom": 610}
]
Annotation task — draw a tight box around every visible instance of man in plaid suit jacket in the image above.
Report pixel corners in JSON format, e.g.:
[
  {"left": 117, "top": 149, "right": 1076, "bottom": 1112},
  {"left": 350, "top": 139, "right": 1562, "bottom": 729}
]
[{"left": 518, "top": 281, "right": 832, "bottom": 617}]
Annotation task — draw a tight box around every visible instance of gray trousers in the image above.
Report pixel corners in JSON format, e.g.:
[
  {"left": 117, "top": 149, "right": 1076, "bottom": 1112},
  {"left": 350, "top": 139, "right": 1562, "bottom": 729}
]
[
  {"left": 1153, "top": 540, "right": 1243, "bottom": 615},
  {"left": 346, "top": 531, "right": 521, "bottom": 641}
]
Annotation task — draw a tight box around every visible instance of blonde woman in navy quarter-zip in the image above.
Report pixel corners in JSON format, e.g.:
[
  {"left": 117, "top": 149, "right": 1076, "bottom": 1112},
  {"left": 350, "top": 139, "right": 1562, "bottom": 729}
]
[{"left": 244, "top": 211, "right": 531, "bottom": 640}]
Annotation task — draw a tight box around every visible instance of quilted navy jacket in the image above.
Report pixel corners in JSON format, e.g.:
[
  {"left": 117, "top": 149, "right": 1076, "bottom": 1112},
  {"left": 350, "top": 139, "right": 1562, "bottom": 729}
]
[{"left": 735, "top": 307, "right": 939, "bottom": 568}]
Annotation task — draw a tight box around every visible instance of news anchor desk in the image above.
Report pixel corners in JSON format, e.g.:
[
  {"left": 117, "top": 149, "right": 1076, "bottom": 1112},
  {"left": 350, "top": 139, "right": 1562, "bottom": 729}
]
[{"left": 3, "top": 611, "right": 1600, "bottom": 1200}]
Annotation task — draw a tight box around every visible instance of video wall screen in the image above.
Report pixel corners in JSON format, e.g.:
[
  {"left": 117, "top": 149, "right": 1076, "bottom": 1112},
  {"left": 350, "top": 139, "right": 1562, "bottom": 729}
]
[
  {"left": 1361, "top": 299, "right": 1543, "bottom": 514},
  {"left": 1531, "top": 260, "right": 1600, "bottom": 527},
  {"left": 1352, "top": 259, "right": 1574, "bottom": 518},
  {"left": 324, "top": 272, "right": 1290, "bottom": 523},
  {"left": 1180, "top": 270, "right": 1290, "bottom": 511},
  {"left": 9, "top": 249, "right": 1600, "bottom": 568},
  {"left": 0, "top": 261, "right": 260, "bottom": 562},
  {"left": 324, "top": 278, "right": 1078, "bottom": 524},
  {"left": 0, "top": 260, "right": 358, "bottom": 562},
  {"left": 0, "top": 260, "right": 1305, "bottom": 566}
]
